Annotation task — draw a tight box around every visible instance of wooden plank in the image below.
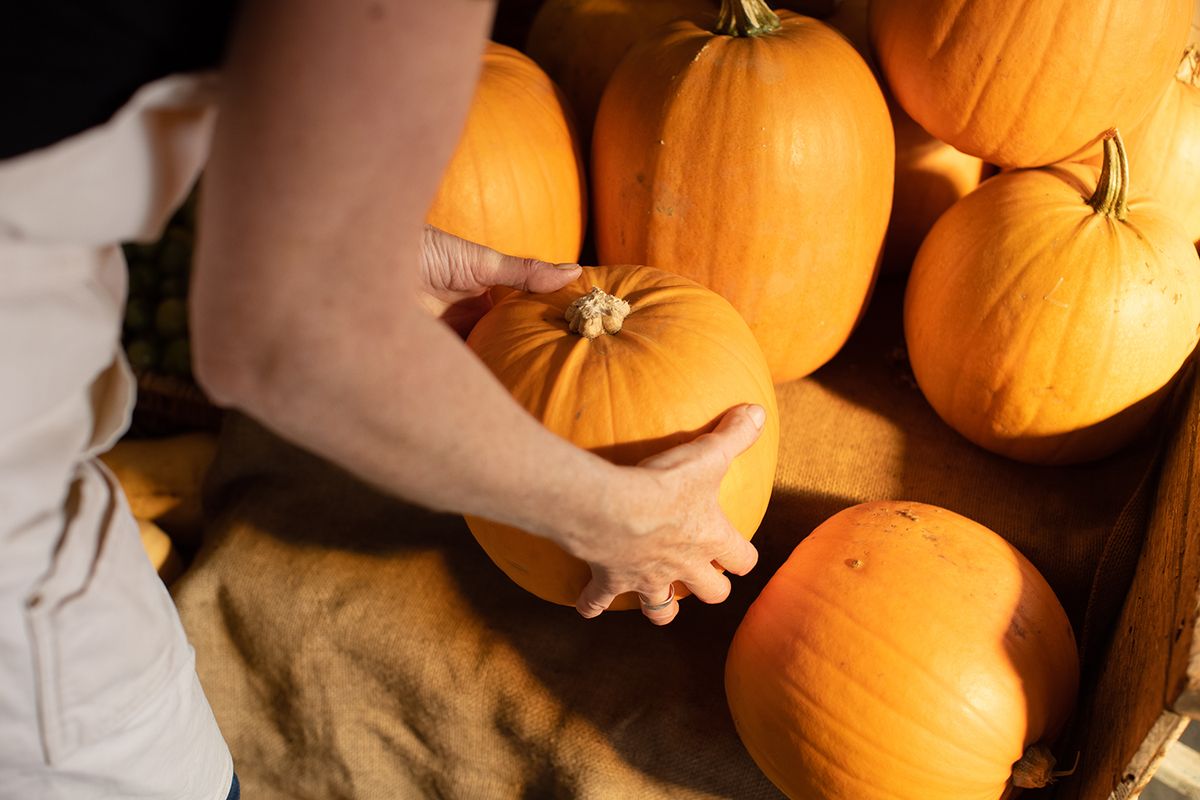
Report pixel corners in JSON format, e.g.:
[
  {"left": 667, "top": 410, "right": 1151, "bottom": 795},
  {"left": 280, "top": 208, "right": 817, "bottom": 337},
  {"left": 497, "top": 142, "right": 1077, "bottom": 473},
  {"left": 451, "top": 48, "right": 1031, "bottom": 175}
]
[
  {"left": 1113, "top": 713, "right": 1188, "bottom": 799},
  {"left": 1154, "top": 740, "right": 1200, "bottom": 798},
  {"left": 1052, "top": 364, "right": 1200, "bottom": 800}
]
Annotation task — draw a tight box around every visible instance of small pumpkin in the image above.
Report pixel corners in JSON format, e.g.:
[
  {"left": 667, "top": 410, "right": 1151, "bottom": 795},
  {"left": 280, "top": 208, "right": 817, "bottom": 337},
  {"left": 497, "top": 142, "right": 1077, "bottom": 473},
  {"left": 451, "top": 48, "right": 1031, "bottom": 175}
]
[
  {"left": 464, "top": 264, "right": 779, "bottom": 607},
  {"left": 426, "top": 42, "right": 586, "bottom": 265},
  {"left": 904, "top": 130, "right": 1200, "bottom": 464},
  {"left": 593, "top": 0, "right": 893, "bottom": 383},
  {"left": 1086, "top": 46, "right": 1200, "bottom": 244},
  {"left": 821, "top": 0, "right": 991, "bottom": 274},
  {"left": 726, "top": 500, "right": 1080, "bottom": 800},
  {"left": 101, "top": 431, "right": 218, "bottom": 548},
  {"left": 869, "top": 0, "right": 1193, "bottom": 168},
  {"left": 524, "top": 0, "right": 715, "bottom": 147}
]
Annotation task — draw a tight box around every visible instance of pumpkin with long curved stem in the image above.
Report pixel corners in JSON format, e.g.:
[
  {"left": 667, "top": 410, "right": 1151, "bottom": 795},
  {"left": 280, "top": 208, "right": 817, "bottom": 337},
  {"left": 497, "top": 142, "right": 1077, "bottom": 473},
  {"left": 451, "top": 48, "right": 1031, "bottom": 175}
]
[
  {"left": 726, "top": 500, "right": 1080, "bottom": 800},
  {"left": 1088, "top": 46, "right": 1200, "bottom": 244},
  {"left": 464, "top": 265, "right": 779, "bottom": 607},
  {"left": 904, "top": 130, "right": 1200, "bottom": 464},
  {"left": 426, "top": 42, "right": 586, "bottom": 265},
  {"left": 592, "top": 0, "right": 893, "bottom": 384},
  {"left": 525, "top": 0, "right": 715, "bottom": 148},
  {"left": 869, "top": 0, "right": 1192, "bottom": 168}
]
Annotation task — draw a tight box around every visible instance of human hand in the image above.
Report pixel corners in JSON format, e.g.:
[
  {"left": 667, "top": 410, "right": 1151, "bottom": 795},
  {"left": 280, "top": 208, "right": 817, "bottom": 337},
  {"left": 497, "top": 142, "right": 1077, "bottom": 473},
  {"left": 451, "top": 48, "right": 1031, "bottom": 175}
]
[
  {"left": 571, "top": 404, "right": 767, "bottom": 625},
  {"left": 419, "top": 225, "right": 581, "bottom": 336}
]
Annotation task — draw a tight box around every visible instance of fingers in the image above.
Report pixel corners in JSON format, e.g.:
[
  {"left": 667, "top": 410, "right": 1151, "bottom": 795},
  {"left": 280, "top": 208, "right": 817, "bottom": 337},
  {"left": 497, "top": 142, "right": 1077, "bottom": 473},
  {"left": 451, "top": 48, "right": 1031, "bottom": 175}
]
[
  {"left": 640, "top": 404, "right": 766, "bottom": 473},
  {"left": 683, "top": 570, "right": 732, "bottom": 605},
  {"left": 698, "top": 403, "right": 767, "bottom": 469},
  {"left": 638, "top": 584, "right": 679, "bottom": 626},
  {"left": 423, "top": 225, "right": 580, "bottom": 294},
  {"left": 576, "top": 581, "right": 618, "bottom": 620},
  {"left": 715, "top": 532, "right": 759, "bottom": 577},
  {"left": 477, "top": 249, "right": 580, "bottom": 294}
]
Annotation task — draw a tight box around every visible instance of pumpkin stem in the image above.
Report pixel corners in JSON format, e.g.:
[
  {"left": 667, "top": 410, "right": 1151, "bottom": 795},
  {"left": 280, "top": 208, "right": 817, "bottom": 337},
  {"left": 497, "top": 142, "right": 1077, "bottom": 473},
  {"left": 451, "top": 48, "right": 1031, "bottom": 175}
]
[
  {"left": 1011, "top": 744, "right": 1077, "bottom": 788},
  {"left": 1086, "top": 129, "right": 1129, "bottom": 222},
  {"left": 565, "top": 287, "right": 631, "bottom": 339},
  {"left": 1177, "top": 45, "right": 1200, "bottom": 88},
  {"left": 715, "top": 0, "right": 781, "bottom": 37}
]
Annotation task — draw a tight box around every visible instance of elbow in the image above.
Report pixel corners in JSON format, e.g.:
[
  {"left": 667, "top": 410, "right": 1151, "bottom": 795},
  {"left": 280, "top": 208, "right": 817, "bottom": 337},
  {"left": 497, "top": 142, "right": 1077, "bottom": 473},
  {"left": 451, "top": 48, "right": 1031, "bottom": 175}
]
[{"left": 191, "top": 317, "right": 275, "bottom": 414}]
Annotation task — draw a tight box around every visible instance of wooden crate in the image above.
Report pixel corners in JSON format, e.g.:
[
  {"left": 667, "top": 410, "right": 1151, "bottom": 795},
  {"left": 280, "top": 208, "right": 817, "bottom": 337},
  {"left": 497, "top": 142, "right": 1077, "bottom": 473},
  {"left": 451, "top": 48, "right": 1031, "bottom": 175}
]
[{"left": 1051, "top": 363, "right": 1200, "bottom": 798}]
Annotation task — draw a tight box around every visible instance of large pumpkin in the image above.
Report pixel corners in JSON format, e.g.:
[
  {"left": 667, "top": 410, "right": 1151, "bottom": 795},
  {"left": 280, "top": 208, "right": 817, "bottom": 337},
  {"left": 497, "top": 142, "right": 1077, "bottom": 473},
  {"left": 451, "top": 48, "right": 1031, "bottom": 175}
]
[
  {"left": 592, "top": 0, "right": 894, "bottom": 384},
  {"left": 1087, "top": 46, "right": 1200, "bottom": 244},
  {"left": 464, "top": 264, "right": 779, "bottom": 608},
  {"left": 726, "top": 500, "right": 1080, "bottom": 800},
  {"left": 869, "top": 0, "right": 1192, "bottom": 168},
  {"left": 823, "top": 0, "right": 990, "bottom": 274},
  {"left": 525, "top": 0, "right": 715, "bottom": 146},
  {"left": 426, "top": 42, "right": 586, "bottom": 264},
  {"left": 904, "top": 131, "right": 1200, "bottom": 464}
]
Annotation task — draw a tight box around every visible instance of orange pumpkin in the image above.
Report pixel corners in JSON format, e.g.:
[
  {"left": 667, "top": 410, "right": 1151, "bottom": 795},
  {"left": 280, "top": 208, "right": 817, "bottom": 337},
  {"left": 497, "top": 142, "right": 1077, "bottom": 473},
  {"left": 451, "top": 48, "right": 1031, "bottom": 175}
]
[
  {"left": 869, "top": 0, "right": 1193, "bottom": 168},
  {"left": 904, "top": 131, "right": 1200, "bottom": 464},
  {"left": 1088, "top": 46, "right": 1200, "bottom": 244},
  {"left": 525, "top": 0, "right": 715, "bottom": 146},
  {"left": 726, "top": 500, "right": 1080, "bottom": 800},
  {"left": 464, "top": 264, "right": 779, "bottom": 607},
  {"left": 593, "top": 0, "right": 894, "bottom": 383},
  {"left": 426, "top": 42, "right": 586, "bottom": 264},
  {"left": 822, "top": 0, "right": 990, "bottom": 274}
]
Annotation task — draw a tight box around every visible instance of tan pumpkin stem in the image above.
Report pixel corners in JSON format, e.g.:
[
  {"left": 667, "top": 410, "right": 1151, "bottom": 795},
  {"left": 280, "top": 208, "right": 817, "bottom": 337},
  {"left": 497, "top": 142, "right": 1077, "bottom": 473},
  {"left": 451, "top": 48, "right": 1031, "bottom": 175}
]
[
  {"left": 715, "top": 0, "right": 781, "bottom": 37},
  {"left": 1177, "top": 45, "right": 1200, "bottom": 88},
  {"left": 1011, "top": 745, "right": 1080, "bottom": 788},
  {"left": 1087, "top": 129, "right": 1129, "bottom": 222},
  {"left": 565, "top": 287, "right": 631, "bottom": 339}
]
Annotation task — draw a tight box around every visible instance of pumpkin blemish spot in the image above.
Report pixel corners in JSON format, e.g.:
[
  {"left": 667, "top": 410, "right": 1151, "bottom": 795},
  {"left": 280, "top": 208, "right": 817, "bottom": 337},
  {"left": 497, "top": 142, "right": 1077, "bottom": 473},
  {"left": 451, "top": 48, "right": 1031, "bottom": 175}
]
[{"left": 845, "top": 558, "right": 864, "bottom": 569}]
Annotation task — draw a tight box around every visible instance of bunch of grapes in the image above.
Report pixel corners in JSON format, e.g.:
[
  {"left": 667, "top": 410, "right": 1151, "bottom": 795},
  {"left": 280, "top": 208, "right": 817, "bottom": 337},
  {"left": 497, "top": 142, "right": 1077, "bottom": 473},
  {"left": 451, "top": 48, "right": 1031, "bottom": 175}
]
[{"left": 121, "top": 193, "right": 196, "bottom": 381}]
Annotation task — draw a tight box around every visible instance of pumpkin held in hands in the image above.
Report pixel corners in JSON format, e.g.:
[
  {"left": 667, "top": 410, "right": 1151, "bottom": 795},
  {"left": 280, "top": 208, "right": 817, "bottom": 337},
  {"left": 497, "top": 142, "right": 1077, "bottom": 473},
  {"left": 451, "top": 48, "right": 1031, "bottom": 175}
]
[
  {"left": 904, "top": 130, "right": 1200, "bottom": 465},
  {"left": 426, "top": 42, "right": 586, "bottom": 265},
  {"left": 726, "top": 501, "right": 1080, "bottom": 800},
  {"left": 464, "top": 265, "right": 779, "bottom": 608}
]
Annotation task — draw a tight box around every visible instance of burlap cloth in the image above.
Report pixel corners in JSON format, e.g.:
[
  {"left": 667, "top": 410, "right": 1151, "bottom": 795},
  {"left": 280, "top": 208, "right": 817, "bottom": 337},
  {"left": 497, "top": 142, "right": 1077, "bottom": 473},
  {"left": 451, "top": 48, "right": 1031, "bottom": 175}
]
[{"left": 173, "top": 275, "right": 1164, "bottom": 799}]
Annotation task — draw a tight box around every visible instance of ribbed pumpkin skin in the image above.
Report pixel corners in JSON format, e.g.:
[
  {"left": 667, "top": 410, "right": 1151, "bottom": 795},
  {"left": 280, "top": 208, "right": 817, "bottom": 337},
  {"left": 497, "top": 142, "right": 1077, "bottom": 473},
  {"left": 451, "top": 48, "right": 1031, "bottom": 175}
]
[
  {"left": 592, "top": 13, "right": 894, "bottom": 384},
  {"left": 1103, "top": 49, "right": 1200, "bottom": 243},
  {"left": 869, "top": 0, "right": 1192, "bottom": 168},
  {"left": 463, "top": 265, "right": 779, "bottom": 608},
  {"left": 525, "top": 0, "right": 715, "bottom": 144},
  {"left": 824, "top": 0, "right": 989, "bottom": 274},
  {"left": 426, "top": 42, "right": 586, "bottom": 264},
  {"left": 904, "top": 164, "right": 1200, "bottom": 465},
  {"left": 726, "top": 501, "right": 1080, "bottom": 800}
]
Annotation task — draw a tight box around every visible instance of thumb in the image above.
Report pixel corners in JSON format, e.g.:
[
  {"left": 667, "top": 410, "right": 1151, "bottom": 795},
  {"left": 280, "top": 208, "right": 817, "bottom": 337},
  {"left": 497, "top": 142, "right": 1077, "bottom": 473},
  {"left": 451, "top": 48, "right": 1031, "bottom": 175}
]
[
  {"left": 641, "top": 404, "right": 767, "bottom": 473},
  {"left": 485, "top": 253, "right": 581, "bottom": 294}
]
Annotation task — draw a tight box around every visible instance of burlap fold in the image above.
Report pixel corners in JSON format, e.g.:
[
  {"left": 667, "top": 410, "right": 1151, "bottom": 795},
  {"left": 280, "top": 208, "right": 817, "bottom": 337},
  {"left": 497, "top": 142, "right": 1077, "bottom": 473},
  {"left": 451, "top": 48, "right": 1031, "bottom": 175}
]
[{"left": 173, "top": 276, "right": 1159, "bottom": 799}]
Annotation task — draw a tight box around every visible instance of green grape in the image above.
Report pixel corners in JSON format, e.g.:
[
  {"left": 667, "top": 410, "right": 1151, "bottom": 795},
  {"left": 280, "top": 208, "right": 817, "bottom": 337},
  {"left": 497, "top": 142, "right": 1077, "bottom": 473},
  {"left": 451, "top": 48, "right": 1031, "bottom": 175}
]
[
  {"left": 155, "top": 297, "right": 189, "bottom": 338},
  {"left": 162, "top": 337, "right": 192, "bottom": 378},
  {"left": 125, "top": 338, "right": 159, "bottom": 373},
  {"left": 123, "top": 296, "right": 154, "bottom": 334}
]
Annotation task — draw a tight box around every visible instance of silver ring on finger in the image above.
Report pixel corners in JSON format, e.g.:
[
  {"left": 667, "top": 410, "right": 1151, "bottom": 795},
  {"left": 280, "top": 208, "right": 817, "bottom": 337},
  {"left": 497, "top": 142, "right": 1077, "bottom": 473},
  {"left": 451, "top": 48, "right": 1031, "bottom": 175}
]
[{"left": 639, "top": 584, "right": 676, "bottom": 613}]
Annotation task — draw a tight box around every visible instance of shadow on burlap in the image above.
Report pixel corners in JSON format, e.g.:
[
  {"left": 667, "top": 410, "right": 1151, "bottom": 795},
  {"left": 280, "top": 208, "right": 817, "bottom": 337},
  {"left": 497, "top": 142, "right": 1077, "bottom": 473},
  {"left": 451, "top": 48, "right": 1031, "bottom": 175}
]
[{"left": 172, "top": 276, "right": 1162, "bottom": 799}]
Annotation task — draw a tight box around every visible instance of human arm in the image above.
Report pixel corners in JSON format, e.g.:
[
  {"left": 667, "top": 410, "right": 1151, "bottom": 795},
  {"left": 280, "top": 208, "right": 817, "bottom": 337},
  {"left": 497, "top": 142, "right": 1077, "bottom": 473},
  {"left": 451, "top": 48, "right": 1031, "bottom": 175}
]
[{"left": 190, "top": 0, "right": 761, "bottom": 623}]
